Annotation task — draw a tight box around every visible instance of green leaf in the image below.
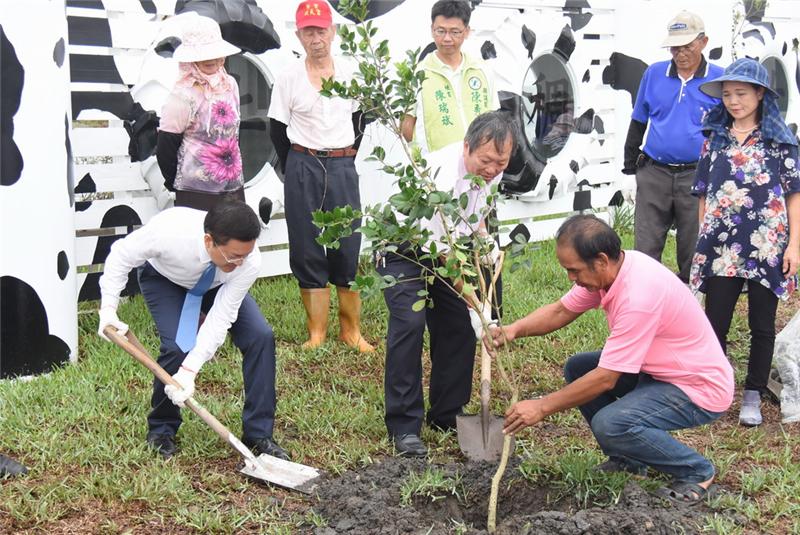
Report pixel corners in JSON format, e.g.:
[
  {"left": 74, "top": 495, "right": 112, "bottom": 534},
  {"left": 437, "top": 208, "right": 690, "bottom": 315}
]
[{"left": 411, "top": 299, "right": 426, "bottom": 312}]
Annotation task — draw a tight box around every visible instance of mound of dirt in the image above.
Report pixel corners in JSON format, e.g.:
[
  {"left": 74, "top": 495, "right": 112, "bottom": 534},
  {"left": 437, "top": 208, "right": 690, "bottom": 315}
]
[{"left": 311, "top": 457, "right": 720, "bottom": 534}]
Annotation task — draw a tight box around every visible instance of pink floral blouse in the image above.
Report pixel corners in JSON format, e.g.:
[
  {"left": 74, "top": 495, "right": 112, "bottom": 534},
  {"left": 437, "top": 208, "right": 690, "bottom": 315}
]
[{"left": 160, "top": 76, "right": 243, "bottom": 193}]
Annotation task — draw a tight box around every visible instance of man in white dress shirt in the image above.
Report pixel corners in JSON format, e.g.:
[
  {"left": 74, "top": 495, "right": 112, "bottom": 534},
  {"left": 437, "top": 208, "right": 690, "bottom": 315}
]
[
  {"left": 378, "top": 111, "right": 514, "bottom": 457},
  {"left": 268, "top": 0, "right": 373, "bottom": 353},
  {"left": 97, "top": 201, "right": 289, "bottom": 460}
]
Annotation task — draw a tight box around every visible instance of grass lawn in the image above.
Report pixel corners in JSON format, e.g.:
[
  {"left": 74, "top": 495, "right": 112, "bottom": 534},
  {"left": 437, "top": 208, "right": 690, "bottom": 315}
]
[{"left": 1, "top": 233, "right": 798, "bottom": 534}]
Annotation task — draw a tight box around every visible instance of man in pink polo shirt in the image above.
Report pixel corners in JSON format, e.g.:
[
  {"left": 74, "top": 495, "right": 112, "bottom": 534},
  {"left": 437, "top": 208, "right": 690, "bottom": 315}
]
[{"left": 489, "top": 214, "right": 733, "bottom": 504}]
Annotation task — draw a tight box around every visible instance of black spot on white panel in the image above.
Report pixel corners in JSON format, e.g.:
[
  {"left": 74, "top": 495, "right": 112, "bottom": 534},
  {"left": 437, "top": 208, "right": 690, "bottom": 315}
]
[
  {"left": 72, "top": 91, "right": 135, "bottom": 120},
  {"left": 508, "top": 223, "right": 530, "bottom": 244},
  {"left": 74, "top": 173, "right": 96, "bottom": 212},
  {"left": 481, "top": 40, "right": 497, "bottom": 60},
  {"left": 65, "top": 115, "right": 74, "bottom": 207},
  {"left": 1, "top": 25, "right": 24, "bottom": 187},
  {"left": 176, "top": 0, "right": 281, "bottom": 53},
  {"left": 553, "top": 25, "right": 576, "bottom": 62},
  {"left": 743, "top": 0, "right": 765, "bottom": 21},
  {"left": 752, "top": 22, "right": 775, "bottom": 40},
  {"left": 329, "top": 0, "right": 406, "bottom": 21},
  {"left": 53, "top": 38, "right": 65, "bottom": 67},
  {"left": 139, "top": 0, "right": 157, "bottom": 14},
  {"left": 155, "top": 36, "right": 181, "bottom": 58},
  {"left": 66, "top": 0, "right": 104, "bottom": 8},
  {"left": 0, "top": 276, "right": 70, "bottom": 378},
  {"left": 57, "top": 251, "right": 70, "bottom": 280},
  {"left": 593, "top": 115, "right": 605, "bottom": 145},
  {"left": 259, "top": 197, "right": 273, "bottom": 226},
  {"left": 574, "top": 108, "right": 594, "bottom": 134},
  {"left": 521, "top": 25, "right": 536, "bottom": 59},
  {"left": 582, "top": 69, "right": 590, "bottom": 82},
  {"left": 782, "top": 42, "right": 788, "bottom": 56},
  {"left": 419, "top": 42, "right": 437, "bottom": 61},
  {"left": 742, "top": 29, "right": 765, "bottom": 46},
  {"left": 548, "top": 175, "right": 558, "bottom": 200},
  {"left": 67, "top": 16, "right": 113, "bottom": 47},
  {"left": 70, "top": 54, "right": 124, "bottom": 84},
  {"left": 569, "top": 160, "right": 580, "bottom": 173},
  {"left": 78, "top": 206, "right": 143, "bottom": 301},
  {"left": 564, "top": 0, "right": 592, "bottom": 31},
  {"left": 608, "top": 190, "right": 624, "bottom": 207},
  {"left": 602, "top": 52, "right": 648, "bottom": 106},
  {"left": 709, "top": 47, "right": 722, "bottom": 60}
]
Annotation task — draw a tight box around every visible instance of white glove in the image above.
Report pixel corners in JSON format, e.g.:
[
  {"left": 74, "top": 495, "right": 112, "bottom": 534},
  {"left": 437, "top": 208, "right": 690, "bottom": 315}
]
[
  {"left": 164, "top": 366, "right": 197, "bottom": 407},
  {"left": 469, "top": 303, "right": 496, "bottom": 340},
  {"left": 98, "top": 307, "right": 129, "bottom": 341}
]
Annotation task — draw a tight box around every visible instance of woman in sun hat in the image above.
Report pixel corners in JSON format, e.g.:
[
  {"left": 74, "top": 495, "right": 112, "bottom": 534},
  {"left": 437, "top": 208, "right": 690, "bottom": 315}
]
[
  {"left": 157, "top": 14, "right": 244, "bottom": 211},
  {"left": 690, "top": 57, "right": 800, "bottom": 426}
]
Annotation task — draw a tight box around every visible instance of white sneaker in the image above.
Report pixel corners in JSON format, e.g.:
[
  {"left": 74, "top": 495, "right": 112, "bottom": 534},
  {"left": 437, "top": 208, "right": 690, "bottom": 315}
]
[{"left": 739, "top": 389, "right": 763, "bottom": 426}]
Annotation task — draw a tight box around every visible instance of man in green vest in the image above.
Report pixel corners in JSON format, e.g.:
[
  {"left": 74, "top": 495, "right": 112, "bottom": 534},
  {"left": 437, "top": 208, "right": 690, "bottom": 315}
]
[{"left": 401, "top": 0, "right": 499, "bottom": 153}]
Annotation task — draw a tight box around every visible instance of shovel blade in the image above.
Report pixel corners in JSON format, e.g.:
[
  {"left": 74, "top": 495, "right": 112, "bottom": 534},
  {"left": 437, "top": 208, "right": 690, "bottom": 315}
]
[
  {"left": 456, "top": 414, "right": 513, "bottom": 462},
  {"left": 240, "top": 454, "right": 323, "bottom": 494}
]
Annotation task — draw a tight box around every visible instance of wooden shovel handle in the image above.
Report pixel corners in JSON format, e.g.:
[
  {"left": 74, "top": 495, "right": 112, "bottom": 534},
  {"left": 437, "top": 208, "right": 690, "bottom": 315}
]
[{"left": 103, "top": 326, "right": 234, "bottom": 446}]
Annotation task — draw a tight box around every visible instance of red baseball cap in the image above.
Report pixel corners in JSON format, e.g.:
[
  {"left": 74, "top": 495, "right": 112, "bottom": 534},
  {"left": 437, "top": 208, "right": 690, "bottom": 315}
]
[{"left": 296, "top": 1, "right": 333, "bottom": 29}]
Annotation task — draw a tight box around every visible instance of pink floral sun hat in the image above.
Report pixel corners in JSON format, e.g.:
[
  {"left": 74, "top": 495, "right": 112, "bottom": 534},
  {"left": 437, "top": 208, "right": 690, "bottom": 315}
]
[{"left": 173, "top": 14, "right": 240, "bottom": 63}]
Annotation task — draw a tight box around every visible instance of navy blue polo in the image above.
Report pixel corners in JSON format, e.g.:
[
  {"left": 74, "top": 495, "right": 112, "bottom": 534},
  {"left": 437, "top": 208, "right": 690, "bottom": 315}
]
[{"left": 632, "top": 58, "right": 723, "bottom": 164}]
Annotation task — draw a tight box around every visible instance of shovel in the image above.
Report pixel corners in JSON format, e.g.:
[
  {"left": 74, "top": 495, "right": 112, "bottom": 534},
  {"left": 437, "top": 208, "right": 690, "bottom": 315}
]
[
  {"left": 104, "top": 326, "right": 322, "bottom": 493},
  {"left": 456, "top": 254, "right": 514, "bottom": 462}
]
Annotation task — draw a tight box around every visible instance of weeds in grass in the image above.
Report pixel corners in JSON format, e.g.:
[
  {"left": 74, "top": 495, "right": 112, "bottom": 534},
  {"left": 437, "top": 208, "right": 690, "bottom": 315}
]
[{"left": 399, "top": 467, "right": 467, "bottom": 507}]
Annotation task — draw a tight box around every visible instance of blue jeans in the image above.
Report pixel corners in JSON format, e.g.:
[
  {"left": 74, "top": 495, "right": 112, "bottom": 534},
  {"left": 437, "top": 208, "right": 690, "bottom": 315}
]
[
  {"left": 138, "top": 262, "right": 277, "bottom": 440},
  {"left": 564, "top": 351, "right": 723, "bottom": 483}
]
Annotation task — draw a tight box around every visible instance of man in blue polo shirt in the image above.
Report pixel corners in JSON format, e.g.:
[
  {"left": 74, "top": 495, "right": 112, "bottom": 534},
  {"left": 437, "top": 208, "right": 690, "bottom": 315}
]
[{"left": 622, "top": 11, "right": 722, "bottom": 283}]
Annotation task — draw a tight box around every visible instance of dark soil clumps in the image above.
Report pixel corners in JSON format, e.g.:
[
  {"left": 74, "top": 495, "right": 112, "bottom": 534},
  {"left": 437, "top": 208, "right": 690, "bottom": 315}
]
[{"left": 311, "top": 457, "right": 721, "bottom": 534}]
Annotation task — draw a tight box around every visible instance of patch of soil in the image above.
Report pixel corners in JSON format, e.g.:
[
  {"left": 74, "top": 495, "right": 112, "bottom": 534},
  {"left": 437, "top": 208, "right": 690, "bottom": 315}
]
[{"left": 311, "top": 457, "right": 722, "bottom": 534}]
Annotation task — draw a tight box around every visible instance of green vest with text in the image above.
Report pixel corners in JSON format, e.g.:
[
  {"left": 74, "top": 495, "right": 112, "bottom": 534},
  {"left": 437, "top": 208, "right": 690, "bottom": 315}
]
[{"left": 419, "top": 53, "right": 491, "bottom": 152}]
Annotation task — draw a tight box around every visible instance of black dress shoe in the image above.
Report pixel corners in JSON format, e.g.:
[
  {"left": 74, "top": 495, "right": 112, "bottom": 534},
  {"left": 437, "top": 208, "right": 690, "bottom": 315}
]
[
  {"left": 393, "top": 434, "right": 428, "bottom": 458},
  {"left": 146, "top": 433, "right": 178, "bottom": 460},
  {"left": 243, "top": 437, "right": 291, "bottom": 461},
  {"left": 0, "top": 454, "right": 28, "bottom": 477}
]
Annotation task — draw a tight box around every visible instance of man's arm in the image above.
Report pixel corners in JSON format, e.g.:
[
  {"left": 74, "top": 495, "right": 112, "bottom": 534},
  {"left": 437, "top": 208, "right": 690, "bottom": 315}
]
[
  {"left": 622, "top": 119, "right": 646, "bottom": 174},
  {"left": 401, "top": 114, "right": 416, "bottom": 142},
  {"left": 503, "top": 367, "right": 622, "bottom": 434},
  {"left": 490, "top": 299, "right": 582, "bottom": 348}
]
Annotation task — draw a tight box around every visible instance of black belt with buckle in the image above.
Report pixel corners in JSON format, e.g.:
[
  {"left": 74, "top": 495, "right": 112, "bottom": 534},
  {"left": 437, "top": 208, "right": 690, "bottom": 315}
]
[
  {"left": 643, "top": 155, "right": 697, "bottom": 172},
  {"left": 291, "top": 144, "right": 357, "bottom": 158}
]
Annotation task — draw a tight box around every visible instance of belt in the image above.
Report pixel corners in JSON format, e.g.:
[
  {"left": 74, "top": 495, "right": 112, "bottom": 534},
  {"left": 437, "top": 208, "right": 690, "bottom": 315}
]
[
  {"left": 645, "top": 155, "right": 696, "bottom": 172},
  {"left": 291, "top": 144, "right": 357, "bottom": 158}
]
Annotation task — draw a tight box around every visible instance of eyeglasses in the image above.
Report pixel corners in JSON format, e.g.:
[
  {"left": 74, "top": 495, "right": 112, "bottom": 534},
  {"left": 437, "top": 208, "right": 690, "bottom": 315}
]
[
  {"left": 670, "top": 34, "right": 704, "bottom": 54},
  {"left": 215, "top": 243, "right": 247, "bottom": 265},
  {"left": 433, "top": 27, "right": 466, "bottom": 38}
]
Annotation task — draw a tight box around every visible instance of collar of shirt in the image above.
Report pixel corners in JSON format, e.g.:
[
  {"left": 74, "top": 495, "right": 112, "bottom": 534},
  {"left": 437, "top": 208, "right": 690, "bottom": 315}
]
[{"left": 667, "top": 55, "right": 708, "bottom": 80}]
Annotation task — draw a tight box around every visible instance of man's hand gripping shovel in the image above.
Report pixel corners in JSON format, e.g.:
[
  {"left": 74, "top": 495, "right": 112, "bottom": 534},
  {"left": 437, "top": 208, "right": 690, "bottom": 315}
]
[{"left": 104, "top": 326, "right": 321, "bottom": 493}]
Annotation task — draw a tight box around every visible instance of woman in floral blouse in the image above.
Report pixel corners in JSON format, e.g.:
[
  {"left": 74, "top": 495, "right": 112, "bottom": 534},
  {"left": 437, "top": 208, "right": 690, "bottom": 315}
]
[
  {"left": 157, "top": 15, "right": 244, "bottom": 211},
  {"left": 691, "top": 58, "right": 800, "bottom": 426}
]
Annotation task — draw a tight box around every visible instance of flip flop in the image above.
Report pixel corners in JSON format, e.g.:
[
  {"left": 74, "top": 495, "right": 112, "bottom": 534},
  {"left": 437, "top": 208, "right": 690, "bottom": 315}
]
[{"left": 655, "top": 481, "right": 716, "bottom": 506}]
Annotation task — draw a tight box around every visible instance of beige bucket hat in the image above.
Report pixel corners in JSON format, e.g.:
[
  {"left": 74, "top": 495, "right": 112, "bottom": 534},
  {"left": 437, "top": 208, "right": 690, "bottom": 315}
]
[{"left": 173, "top": 14, "right": 240, "bottom": 63}]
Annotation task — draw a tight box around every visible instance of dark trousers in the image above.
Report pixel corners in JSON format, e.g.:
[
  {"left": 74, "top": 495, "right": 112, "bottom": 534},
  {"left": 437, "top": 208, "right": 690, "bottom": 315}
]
[
  {"left": 564, "top": 351, "right": 721, "bottom": 483},
  {"left": 137, "top": 262, "right": 276, "bottom": 439},
  {"left": 634, "top": 161, "right": 698, "bottom": 282},
  {"left": 704, "top": 276, "right": 778, "bottom": 393},
  {"left": 284, "top": 150, "right": 362, "bottom": 289},
  {"left": 378, "top": 252, "right": 476, "bottom": 436}
]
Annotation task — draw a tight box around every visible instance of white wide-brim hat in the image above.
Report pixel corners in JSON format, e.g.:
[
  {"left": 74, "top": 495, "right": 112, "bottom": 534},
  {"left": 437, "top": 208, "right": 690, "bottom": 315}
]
[{"left": 172, "top": 13, "right": 240, "bottom": 63}]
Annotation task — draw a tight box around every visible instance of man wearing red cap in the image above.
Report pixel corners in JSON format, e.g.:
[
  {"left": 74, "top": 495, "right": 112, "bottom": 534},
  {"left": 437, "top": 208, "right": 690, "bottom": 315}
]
[{"left": 268, "top": 1, "right": 373, "bottom": 353}]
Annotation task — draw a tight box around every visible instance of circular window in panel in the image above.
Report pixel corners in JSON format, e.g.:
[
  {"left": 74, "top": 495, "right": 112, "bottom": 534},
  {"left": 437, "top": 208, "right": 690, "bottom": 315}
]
[
  {"left": 761, "top": 57, "right": 789, "bottom": 118},
  {"left": 225, "top": 54, "right": 282, "bottom": 184},
  {"left": 520, "top": 53, "right": 575, "bottom": 162}
]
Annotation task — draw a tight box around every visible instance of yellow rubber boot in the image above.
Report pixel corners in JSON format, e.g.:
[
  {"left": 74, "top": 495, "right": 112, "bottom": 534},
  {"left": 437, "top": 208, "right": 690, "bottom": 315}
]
[
  {"left": 336, "top": 287, "right": 375, "bottom": 353},
  {"left": 300, "top": 288, "right": 330, "bottom": 349}
]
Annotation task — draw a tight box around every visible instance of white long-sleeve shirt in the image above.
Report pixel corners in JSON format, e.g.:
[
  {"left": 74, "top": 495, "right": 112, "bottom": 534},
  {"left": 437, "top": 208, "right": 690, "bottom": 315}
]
[{"left": 99, "top": 207, "right": 261, "bottom": 369}]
